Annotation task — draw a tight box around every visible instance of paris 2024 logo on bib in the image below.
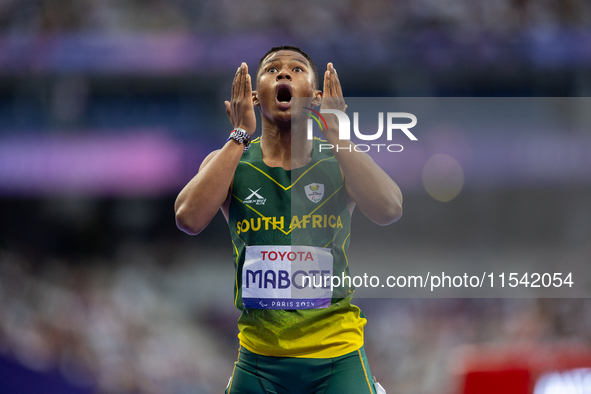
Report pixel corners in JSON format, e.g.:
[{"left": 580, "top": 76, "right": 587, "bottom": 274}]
[{"left": 305, "top": 183, "right": 324, "bottom": 203}]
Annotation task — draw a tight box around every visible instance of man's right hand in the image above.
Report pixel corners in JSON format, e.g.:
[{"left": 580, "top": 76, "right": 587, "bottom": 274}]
[{"left": 224, "top": 63, "right": 256, "bottom": 136}]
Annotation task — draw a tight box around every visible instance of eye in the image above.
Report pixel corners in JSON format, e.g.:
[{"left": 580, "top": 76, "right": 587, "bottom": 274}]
[
  {"left": 267, "top": 67, "right": 277, "bottom": 73},
  {"left": 294, "top": 67, "right": 303, "bottom": 72}
]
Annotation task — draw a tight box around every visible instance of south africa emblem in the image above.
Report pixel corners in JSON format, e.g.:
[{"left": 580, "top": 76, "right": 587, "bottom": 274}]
[{"left": 304, "top": 183, "right": 324, "bottom": 203}]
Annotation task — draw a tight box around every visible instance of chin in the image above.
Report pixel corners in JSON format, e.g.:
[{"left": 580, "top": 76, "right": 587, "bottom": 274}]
[{"left": 274, "top": 110, "right": 292, "bottom": 124}]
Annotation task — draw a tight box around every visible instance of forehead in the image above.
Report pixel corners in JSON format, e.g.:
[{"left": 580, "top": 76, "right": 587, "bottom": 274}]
[{"left": 261, "top": 50, "right": 310, "bottom": 67}]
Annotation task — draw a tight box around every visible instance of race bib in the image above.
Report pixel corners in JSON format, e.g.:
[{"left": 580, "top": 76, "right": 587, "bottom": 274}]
[{"left": 242, "top": 245, "right": 333, "bottom": 309}]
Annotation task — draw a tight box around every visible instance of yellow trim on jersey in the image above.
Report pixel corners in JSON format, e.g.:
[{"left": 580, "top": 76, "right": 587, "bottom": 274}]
[
  {"left": 358, "top": 349, "right": 374, "bottom": 393},
  {"left": 342, "top": 232, "right": 351, "bottom": 273},
  {"left": 231, "top": 239, "right": 241, "bottom": 308},
  {"left": 230, "top": 220, "right": 246, "bottom": 244},
  {"left": 323, "top": 228, "right": 341, "bottom": 248},
  {"left": 227, "top": 346, "right": 241, "bottom": 394},
  {"left": 291, "top": 157, "right": 335, "bottom": 189},
  {"left": 342, "top": 232, "right": 353, "bottom": 293},
  {"left": 307, "top": 185, "right": 343, "bottom": 216},
  {"left": 238, "top": 156, "right": 334, "bottom": 191},
  {"left": 231, "top": 185, "right": 344, "bottom": 236}
]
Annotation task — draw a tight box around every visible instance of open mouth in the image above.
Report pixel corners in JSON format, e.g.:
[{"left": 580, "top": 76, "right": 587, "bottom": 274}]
[{"left": 276, "top": 85, "right": 292, "bottom": 105}]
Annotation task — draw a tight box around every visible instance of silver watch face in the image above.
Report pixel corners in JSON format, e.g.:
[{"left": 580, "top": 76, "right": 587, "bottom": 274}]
[
  {"left": 237, "top": 130, "right": 249, "bottom": 142},
  {"left": 232, "top": 129, "right": 249, "bottom": 145}
]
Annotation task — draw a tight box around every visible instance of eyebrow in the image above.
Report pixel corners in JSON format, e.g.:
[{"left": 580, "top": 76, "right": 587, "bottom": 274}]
[{"left": 264, "top": 58, "right": 308, "bottom": 67}]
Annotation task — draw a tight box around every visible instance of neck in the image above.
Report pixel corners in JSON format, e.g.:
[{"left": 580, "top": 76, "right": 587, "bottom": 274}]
[{"left": 260, "top": 117, "right": 312, "bottom": 170}]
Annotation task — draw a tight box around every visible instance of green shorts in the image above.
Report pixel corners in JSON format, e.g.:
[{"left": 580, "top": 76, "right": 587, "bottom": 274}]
[{"left": 225, "top": 346, "right": 378, "bottom": 394}]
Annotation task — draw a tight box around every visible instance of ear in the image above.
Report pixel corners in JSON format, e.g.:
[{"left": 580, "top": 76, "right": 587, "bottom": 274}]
[
  {"left": 311, "top": 89, "right": 322, "bottom": 107},
  {"left": 252, "top": 91, "right": 259, "bottom": 107}
]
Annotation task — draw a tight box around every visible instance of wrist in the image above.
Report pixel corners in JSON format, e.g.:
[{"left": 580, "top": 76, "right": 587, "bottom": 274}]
[
  {"left": 236, "top": 125, "right": 255, "bottom": 137},
  {"left": 226, "top": 128, "right": 251, "bottom": 152}
]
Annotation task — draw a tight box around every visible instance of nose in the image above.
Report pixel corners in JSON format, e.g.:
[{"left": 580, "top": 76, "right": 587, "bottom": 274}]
[{"left": 276, "top": 68, "right": 292, "bottom": 81}]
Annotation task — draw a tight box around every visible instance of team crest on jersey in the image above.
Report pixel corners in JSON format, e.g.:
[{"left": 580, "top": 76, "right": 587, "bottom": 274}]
[
  {"left": 243, "top": 188, "right": 266, "bottom": 205},
  {"left": 304, "top": 183, "right": 324, "bottom": 203}
]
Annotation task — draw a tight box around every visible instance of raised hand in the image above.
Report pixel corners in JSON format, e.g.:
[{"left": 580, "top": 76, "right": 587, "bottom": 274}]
[
  {"left": 224, "top": 63, "right": 256, "bottom": 136},
  {"left": 321, "top": 63, "right": 347, "bottom": 112},
  {"left": 320, "top": 63, "right": 347, "bottom": 136}
]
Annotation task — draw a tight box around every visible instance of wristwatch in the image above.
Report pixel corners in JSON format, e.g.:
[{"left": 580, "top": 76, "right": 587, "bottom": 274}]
[{"left": 227, "top": 128, "right": 251, "bottom": 152}]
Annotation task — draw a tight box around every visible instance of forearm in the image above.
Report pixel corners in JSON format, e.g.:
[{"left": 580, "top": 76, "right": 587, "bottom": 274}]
[
  {"left": 175, "top": 141, "right": 244, "bottom": 234},
  {"left": 317, "top": 63, "right": 401, "bottom": 224},
  {"left": 326, "top": 135, "right": 403, "bottom": 225}
]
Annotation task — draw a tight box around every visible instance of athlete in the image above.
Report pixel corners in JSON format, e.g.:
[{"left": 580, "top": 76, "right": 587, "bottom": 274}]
[{"left": 175, "top": 46, "right": 402, "bottom": 394}]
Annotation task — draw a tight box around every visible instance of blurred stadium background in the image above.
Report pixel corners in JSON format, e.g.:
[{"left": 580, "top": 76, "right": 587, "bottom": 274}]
[{"left": 1, "top": 1, "right": 591, "bottom": 393}]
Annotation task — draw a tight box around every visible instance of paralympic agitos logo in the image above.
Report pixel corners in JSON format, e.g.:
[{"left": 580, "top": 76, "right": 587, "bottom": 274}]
[{"left": 303, "top": 107, "right": 417, "bottom": 153}]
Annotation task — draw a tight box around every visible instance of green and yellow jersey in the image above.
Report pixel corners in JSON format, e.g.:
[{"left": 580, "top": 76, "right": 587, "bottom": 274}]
[{"left": 227, "top": 137, "right": 366, "bottom": 358}]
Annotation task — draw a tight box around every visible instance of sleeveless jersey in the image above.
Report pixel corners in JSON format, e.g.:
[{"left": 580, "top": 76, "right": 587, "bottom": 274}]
[{"left": 228, "top": 137, "right": 366, "bottom": 358}]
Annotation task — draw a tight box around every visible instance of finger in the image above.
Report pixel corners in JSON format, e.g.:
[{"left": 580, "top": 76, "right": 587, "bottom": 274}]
[
  {"left": 331, "top": 75, "right": 337, "bottom": 98},
  {"left": 242, "top": 63, "right": 251, "bottom": 99},
  {"left": 323, "top": 69, "right": 331, "bottom": 98},
  {"left": 232, "top": 66, "right": 241, "bottom": 100},
  {"left": 242, "top": 62, "right": 252, "bottom": 98},
  {"left": 331, "top": 64, "right": 343, "bottom": 97},
  {"left": 237, "top": 63, "right": 245, "bottom": 99},
  {"left": 327, "top": 63, "right": 335, "bottom": 97},
  {"left": 328, "top": 63, "right": 338, "bottom": 97},
  {"left": 245, "top": 73, "right": 252, "bottom": 100}
]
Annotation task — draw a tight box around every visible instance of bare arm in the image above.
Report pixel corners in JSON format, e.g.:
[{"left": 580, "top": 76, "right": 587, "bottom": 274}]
[
  {"left": 175, "top": 63, "right": 256, "bottom": 235},
  {"left": 175, "top": 145, "right": 241, "bottom": 234},
  {"left": 321, "top": 63, "right": 403, "bottom": 225}
]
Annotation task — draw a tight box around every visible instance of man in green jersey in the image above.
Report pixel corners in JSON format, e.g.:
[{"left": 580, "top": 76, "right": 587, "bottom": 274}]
[{"left": 175, "top": 46, "right": 402, "bottom": 394}]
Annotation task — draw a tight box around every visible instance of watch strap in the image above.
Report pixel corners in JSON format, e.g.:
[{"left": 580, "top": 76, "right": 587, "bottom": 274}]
[{"left": 226, "top": 128, "right": 251, "bottom": 152}]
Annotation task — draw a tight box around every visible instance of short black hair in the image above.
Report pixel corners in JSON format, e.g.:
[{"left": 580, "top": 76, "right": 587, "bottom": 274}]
[{"left": 256, "top": 45, "right": 319, "bottom": 89}]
